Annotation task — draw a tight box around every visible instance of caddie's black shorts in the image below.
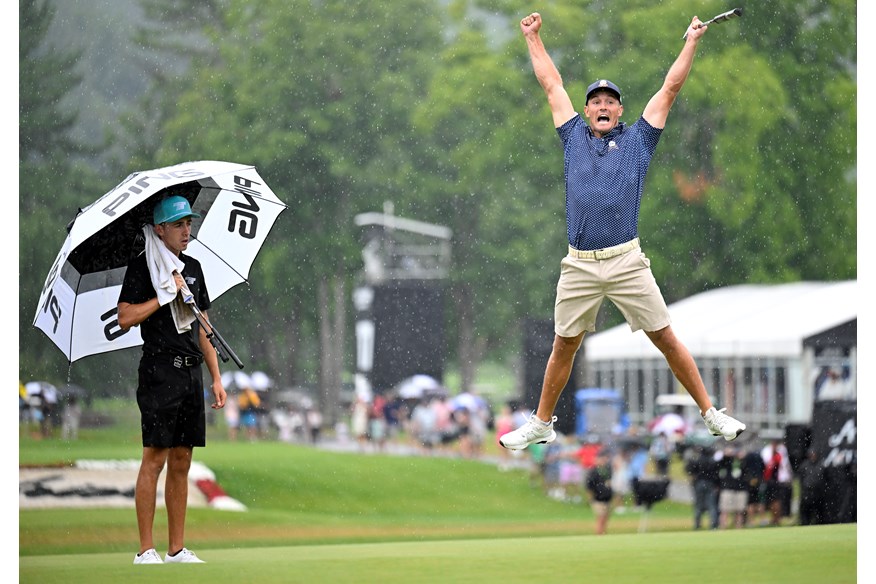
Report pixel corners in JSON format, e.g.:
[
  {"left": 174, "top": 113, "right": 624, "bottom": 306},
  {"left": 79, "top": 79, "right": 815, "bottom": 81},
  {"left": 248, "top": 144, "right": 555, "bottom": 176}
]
[{"left": 137, "top": 354, "right": 206, "bottom": 448}]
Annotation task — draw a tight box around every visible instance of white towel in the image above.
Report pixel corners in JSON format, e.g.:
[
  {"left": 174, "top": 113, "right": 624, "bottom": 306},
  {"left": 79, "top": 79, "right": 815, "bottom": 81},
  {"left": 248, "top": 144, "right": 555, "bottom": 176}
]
[{"left": 142, "top": 225, "right": 197, "bottom": 333}]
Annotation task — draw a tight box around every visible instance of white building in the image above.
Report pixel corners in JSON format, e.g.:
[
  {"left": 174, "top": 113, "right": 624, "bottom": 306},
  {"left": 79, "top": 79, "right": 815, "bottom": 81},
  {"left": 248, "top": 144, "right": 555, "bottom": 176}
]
[{"left": 582, "top": 280, "right": 857, "bottom": 433}]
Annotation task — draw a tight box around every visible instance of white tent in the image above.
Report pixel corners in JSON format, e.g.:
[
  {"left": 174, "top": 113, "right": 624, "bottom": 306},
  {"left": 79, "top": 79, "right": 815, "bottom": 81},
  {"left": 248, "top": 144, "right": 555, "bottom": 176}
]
[
  {"left": 585, "top": 280, "right": 857, "bottom": 360},
  {"left": 583, "top": 280, "right": 857, "bottom": 429}
]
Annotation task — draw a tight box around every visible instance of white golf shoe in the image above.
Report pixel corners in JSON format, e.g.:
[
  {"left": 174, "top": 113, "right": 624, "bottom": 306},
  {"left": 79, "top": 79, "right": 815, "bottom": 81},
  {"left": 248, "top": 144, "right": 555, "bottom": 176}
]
[
  {"left": 702, "top": 407, "right": 746, "bottom": 441},
  {"left": 164, "top": 548, "right": 205, "bottom": 563},
  {"left": 499, "top": 413, "right": 557, "bottom": 450},
  {"left": 133, "top": 548, "right": 163, "bottom": 564}
]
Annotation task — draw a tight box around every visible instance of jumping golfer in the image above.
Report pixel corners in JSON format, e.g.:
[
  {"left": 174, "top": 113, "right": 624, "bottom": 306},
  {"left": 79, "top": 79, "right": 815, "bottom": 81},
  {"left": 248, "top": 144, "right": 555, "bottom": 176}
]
[
  {"left": 118, "top": 195, "right": 226, "bottom": 564},
  {"left": 500, "top": 13, "right": 746, "bottom": 450}
]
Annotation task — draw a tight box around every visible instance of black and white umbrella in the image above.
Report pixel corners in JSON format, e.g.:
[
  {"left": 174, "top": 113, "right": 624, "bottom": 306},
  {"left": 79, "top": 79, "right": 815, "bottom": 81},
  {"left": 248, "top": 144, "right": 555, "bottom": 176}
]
[{"left": 33, "top": 160, "right": 286, "bottom": 363}]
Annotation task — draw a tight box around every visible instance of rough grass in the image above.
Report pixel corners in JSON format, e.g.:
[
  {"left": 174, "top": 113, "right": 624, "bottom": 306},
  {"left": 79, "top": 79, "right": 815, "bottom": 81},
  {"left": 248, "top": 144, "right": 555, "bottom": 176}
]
[{"left": 20, "top": 436, "right": 694, "bottom": 555}]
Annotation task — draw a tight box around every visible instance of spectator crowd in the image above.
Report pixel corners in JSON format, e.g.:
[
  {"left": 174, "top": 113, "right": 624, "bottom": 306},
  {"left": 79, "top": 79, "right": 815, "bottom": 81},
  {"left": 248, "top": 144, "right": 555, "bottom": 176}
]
[{"left": 21, "top": 373, "right": 852, "bottom": 532}]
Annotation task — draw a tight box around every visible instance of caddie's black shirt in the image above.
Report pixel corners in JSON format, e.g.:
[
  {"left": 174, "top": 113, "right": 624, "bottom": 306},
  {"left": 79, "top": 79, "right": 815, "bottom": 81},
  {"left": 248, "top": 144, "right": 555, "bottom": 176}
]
[{"left": 118, "top": 251, "right": 210, "bottom": 358}]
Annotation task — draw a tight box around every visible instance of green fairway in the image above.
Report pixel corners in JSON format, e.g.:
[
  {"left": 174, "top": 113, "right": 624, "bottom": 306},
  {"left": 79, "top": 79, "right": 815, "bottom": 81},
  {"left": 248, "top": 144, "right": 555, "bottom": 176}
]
[{"left": 19, "top": 525, "right": 856, "bottom": 584}]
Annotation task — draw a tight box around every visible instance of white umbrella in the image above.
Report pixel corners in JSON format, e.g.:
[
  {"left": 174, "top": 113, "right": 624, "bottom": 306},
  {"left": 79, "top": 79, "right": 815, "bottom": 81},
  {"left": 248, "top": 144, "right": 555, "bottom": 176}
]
[
  {"left": 249, "top": 371, "right": 272, "bottom": 392},
  {"left": 33, "top": 161, "right": 286, "bottom": 364},
  {"left": 232, "top": 371, "right": 253, "bottom": 390},
  {"left": 397, "top": 374, "right": 442, "bottom": 399},
  {"left": 25, "top": 381, "right": 59, "bottom": 405},
  {"left": 450, "top": 392, "right": 485, "bottom": 412},
  {"left": 649, "top": 412, "right": 689, "bottom": 436}
]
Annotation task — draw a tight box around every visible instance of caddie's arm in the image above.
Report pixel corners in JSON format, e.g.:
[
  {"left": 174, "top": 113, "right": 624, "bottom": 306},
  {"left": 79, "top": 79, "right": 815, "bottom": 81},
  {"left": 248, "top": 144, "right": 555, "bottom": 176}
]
[
  {"left": 643, "top": 16, "right": 707, "bottom": 129},
  {"left": 117, "top": 299, "right": 160, "bottom": 331},
  {"left": 117, "top": 273, "right": 184, "bottom": 330},
  {"left": 198, "top": 310, "right": 226, "bottom": 409},
  {"left": 520, "top": 12, "right": 576, "bottom": 128}
]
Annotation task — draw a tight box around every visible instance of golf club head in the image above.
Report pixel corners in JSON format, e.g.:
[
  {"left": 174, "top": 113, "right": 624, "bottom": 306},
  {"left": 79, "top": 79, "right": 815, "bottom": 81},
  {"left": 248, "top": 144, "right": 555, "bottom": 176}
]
[
  {"left": 712, "top": 7, "right": 743, "bottom": 23},
  {"left": 682, "top": 7, "right": 743, "bottom": 39}
]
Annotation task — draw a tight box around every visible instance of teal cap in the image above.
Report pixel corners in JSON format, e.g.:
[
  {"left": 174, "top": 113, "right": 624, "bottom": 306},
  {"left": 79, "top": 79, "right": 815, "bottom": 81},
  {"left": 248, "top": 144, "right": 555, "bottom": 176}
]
[{"left": 153, "top": 195, "right": 201, "bottom": 224}]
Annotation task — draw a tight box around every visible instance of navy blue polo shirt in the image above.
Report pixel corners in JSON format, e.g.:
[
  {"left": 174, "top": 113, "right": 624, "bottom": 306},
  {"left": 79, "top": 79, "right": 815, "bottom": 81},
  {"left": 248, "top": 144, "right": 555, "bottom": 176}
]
[{"left": 557, "top": 114, "right": 662, "bottom": 250}]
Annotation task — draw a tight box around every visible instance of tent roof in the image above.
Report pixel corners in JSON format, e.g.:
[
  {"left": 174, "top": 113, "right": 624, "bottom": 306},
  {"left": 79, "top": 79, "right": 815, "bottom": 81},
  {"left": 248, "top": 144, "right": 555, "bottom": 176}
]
[{"left": 585, "top": 280, "right": 857, "bottom": 360}]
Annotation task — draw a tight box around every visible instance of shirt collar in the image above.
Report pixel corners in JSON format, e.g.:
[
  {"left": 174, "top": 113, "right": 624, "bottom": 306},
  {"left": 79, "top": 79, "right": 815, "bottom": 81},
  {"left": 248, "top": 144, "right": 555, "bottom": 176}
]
[{"left": 586, "top": 120, "right": 626, "bottom": 139}]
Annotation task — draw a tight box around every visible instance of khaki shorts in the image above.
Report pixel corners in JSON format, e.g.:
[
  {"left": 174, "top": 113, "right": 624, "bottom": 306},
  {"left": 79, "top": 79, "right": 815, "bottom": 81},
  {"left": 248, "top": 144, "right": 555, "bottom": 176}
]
[
  {"left": 554, "top": 242, "right": 671, "bottom": 337},
  {"left": 719, "top": 489, "right": 748, "bottom": 513}
]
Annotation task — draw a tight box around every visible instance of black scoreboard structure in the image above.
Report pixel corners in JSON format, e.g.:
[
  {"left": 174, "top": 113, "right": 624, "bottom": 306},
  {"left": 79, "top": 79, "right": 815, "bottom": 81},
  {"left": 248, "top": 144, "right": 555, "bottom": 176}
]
[
  {"left": 353, "top": 209, "right": 452, "bottom": 397},
  {"left": 370, "top": 280, "right": 446, "bottom": 392}
]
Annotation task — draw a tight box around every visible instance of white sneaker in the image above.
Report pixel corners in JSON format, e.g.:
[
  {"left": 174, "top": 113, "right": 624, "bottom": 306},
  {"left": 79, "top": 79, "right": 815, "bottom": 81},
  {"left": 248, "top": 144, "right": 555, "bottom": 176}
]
[
  {"left": 133, "top": 548, "right": 163, "bottom": 565},
  {"left": 164, "top": 548, "right": 205, "bottom": 563},
  {"left": 499, "top": 413, "right": 557, "bottom": 450},
  {"left": 702, "top": 407, "right": 746, "bottom": 441}
]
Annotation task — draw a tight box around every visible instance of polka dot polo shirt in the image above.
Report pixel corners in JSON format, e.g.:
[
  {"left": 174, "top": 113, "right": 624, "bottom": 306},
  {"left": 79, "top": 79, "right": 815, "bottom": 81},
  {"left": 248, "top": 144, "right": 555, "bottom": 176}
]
[{"left": 557, "top": 114, "right": 662, "bottom": 251}]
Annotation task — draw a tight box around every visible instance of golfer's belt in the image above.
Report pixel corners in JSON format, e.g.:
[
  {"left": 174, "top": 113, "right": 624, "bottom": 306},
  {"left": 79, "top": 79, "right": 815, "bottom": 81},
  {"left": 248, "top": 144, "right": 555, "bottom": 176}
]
[{"left": 568, "top": 238, "right": 640, "bottom": 260}]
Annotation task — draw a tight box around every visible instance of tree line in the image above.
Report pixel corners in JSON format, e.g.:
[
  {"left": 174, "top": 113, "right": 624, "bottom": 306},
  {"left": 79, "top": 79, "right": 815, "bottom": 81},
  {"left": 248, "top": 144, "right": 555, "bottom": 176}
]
[{"left": 19, "top": 0, "right": 856, "bottom": 414}]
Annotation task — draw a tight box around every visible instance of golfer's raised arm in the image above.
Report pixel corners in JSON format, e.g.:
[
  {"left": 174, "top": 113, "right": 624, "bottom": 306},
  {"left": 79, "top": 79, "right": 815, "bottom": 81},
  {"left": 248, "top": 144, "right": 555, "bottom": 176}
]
[
  {"left": 642, "top": 16, "right": 706, "bottom": 129},
  {"left": 521, "top": 13, "right": 575, "bottom": 128}
]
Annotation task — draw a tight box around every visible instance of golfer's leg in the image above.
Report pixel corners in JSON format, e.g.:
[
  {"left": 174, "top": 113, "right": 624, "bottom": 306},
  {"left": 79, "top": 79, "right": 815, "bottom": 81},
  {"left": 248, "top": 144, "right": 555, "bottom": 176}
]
[
  {"left": 535, "top": 332, "right": 585, "bottom": 422},
  {"left": 165, "top": 446, "right": 193, "bottom": 554},
  {"left": 645, "top": 326, "right": 713, "bottom": 413},
  {"left": 544, "top": 252, "right": 602, "bottom": 423},
  {"left": 136, "top": 447, "right": 168, "bottom": 553}
]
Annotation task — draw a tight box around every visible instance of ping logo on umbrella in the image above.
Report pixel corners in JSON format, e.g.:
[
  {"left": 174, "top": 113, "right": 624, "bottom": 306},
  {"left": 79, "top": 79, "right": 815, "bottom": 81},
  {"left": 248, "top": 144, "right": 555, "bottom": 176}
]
[{"left": 229, "top": 175, "right": 264, "bottom": 239}]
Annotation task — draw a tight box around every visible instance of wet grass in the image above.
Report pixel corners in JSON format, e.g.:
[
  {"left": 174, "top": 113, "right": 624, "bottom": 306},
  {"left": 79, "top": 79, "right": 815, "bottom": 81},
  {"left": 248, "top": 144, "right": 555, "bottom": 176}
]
[
  {"left": 19, "top": 409, "right": 857, "bottom": 582},
  {"left": 19, "top": 525, "right": 857, "bottom": 584}
]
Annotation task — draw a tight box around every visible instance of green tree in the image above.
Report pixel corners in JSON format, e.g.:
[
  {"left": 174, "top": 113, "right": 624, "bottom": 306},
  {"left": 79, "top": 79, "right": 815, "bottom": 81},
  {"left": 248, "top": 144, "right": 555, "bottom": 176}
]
[
  {"left": 410, "top": 23, "right": 566, "bottom": 390},
  {"left": 151, "top": 0, "right": 448, "bottom": 405},
  {"left": 112, "top": 0, "right": 230, "bottom": 172},
  {"left": 20, "top": 0, "right": 856, "bottom": 400},
  {"left": 19, "top": 0, "right": 80, "bottom": 169},
  {"left": 19, "top": 0, "right": 100, "bottom": 388},
  {"left": 471, "top": 0, "right": 855, "bottom": 307}
]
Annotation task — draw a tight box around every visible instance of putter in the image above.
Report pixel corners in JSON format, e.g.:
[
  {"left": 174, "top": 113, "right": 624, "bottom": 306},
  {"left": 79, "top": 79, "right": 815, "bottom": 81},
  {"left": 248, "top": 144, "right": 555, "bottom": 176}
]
[{"left": 682, "top": 7, "right": 743, "bottom": 40}]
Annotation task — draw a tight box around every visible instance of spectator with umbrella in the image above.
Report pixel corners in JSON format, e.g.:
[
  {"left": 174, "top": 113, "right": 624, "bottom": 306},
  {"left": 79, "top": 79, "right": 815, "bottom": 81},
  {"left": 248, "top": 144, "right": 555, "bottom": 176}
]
[
  {"left": 234, "top": 371, "right": 261, "bottom": 442},
  {"left": 25, "top": 381, "right": 60, "bottom": 439}
]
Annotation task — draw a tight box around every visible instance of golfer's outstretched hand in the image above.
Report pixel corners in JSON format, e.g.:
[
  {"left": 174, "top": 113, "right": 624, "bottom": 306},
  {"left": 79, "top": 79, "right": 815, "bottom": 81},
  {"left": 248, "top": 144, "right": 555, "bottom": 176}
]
[
  {"left": 520, "top": 12, "right": 542, "bottom": 36},
  {"left": 683, "top": 16, "right": 707, "bottom": 42}
]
